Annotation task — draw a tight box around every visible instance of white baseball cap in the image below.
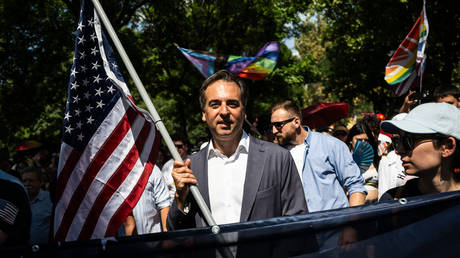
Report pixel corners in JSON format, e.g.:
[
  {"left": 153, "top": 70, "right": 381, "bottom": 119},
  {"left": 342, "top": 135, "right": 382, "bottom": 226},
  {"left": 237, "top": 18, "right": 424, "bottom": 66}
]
[{"left": 381, "top": 103, "right": 460, "bottom": 139}]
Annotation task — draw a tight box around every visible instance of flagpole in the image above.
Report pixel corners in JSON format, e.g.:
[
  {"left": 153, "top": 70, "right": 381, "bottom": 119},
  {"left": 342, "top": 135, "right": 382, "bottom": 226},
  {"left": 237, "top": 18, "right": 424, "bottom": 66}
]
[{"left": 90, "top": 0, "right": 220, "bottom": 235}]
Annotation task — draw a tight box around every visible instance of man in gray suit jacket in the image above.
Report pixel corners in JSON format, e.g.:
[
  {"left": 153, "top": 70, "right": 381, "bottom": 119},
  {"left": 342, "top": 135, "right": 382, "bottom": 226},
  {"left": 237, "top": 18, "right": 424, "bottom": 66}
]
[{"left": 167, "top": 70, "right": 308, "bottom": 231}]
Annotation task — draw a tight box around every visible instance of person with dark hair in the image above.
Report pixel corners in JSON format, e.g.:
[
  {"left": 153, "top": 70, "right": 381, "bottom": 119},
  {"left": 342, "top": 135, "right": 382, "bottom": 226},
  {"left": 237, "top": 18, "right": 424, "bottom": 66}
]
[
  {"left": 332, "top": 125, "right": 349, "bottom": 143},
  {"left": 20, "top": 167, "right": 52, "bottom": 244},
  {"left": 380, "top": 103, "right": 460, "bottom": 201},
  {"left": 167, "top": 70, "right": 307, "bottom": 232},
  {"left": 347, "top": 115, "right": 383, "bottom": 203},
  {"left": 161, "top": 135, "right": 190, "bottom": 203},
  {"left": 270, "top": 100, "right": 366, "bottom": 212},
  {"left": 433, "top": 85, "right": 460, "bottom": 107}
]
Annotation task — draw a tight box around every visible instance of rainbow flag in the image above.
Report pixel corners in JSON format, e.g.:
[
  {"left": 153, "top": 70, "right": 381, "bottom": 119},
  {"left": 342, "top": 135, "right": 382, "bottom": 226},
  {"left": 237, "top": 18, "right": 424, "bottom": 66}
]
[
  {"left": 385, "top": 1, "right": 429, "bottom": 96},
  {"left": 176, "top": 42, "right": 280, "bottom": 80}
]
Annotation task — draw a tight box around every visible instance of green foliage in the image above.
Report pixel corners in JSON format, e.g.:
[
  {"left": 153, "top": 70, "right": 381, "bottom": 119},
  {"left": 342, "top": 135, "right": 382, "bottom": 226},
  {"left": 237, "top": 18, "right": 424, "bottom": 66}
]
[
  {"left": 308, "top": 0, "right": 460, "bottom": 116},
  {"left": 2, "top": 0, "right": 459, "bottom": 154},
  {"left": 0, "top": 0, "right": 74, "bottom": 150}
]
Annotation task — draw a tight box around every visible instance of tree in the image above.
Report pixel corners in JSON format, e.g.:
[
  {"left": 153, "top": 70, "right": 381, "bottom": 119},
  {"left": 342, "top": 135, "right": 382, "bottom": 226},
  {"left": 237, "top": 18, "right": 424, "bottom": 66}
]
[
  {"left": 128, "top": 0, "right": 311, "bottom": 142},
  {"left": 307, "top": 0, "right": 460, "bottom": 116},
  {"left": 0, "top": 0, "right": 314, "bottom": 150}
]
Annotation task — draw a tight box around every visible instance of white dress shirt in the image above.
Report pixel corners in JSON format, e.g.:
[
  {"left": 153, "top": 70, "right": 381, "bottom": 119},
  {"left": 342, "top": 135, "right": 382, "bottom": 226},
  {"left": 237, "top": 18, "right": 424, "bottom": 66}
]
[{"left": 207, "top": 131, "right": 249, "bottom": 225}]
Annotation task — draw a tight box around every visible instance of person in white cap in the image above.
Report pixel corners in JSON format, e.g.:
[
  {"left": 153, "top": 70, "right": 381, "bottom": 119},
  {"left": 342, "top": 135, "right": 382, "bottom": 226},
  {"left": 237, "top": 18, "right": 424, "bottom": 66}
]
[{"left": 379, "top": 102, "right": 460, "bottom": 201}]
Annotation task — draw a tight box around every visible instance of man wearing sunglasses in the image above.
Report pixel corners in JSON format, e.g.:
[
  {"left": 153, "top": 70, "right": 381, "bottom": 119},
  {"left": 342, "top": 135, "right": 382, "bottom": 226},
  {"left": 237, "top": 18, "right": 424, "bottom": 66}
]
[
  {"left": 380, "top": 102, "right": 460, "bottom": 201},
  {"left": 270, "top": 100, "right": 367, "bottom": 212},
  {"left": 161, "top": 137, "right": 190, "bottom": 202}
]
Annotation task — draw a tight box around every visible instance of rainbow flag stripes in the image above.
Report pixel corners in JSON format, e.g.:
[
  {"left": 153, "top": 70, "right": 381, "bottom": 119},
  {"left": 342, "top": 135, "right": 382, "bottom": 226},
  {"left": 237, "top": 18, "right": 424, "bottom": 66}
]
[
  {"left": 176, "top": 42, "right": 280, "bottom": 80},
  {"left": 385, "top": 2, "right": 429, "bottom": 96}
]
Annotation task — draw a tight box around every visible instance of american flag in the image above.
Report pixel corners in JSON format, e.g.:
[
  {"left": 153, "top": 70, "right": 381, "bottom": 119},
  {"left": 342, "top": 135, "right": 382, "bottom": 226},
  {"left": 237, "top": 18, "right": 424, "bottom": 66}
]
[
  {"left": 54, "top": 0, "right": 160, "bottom": 241},
  {"left": 0, "top": 199, "right": 19, "bottom": 225}
]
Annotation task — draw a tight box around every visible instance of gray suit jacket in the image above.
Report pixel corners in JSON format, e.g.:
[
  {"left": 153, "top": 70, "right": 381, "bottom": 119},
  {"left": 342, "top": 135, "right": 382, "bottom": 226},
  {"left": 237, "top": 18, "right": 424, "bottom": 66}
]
[{"left": 167, "top": 135, "right": 308, "bottom": 230}]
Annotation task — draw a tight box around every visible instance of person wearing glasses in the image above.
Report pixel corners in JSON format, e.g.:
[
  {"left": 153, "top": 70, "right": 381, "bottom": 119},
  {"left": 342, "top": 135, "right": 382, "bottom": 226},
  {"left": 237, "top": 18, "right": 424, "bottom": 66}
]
[
  {"left": 270, "top": 100, "right": 367, "bottom": 212},
  {"left": 379, "top": 102, "right": 460, "bottom": 201},
  {"left": 161, "top": 137, "right": 190, "bottom": 203},
  {"left": 167, "top": 71, "right": 308, "bottom": 233}
]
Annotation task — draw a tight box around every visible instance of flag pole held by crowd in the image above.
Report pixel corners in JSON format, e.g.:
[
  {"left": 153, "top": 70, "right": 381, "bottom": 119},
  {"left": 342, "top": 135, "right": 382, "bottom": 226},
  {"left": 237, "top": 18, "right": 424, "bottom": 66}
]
[{"left": 54, "top": 0, "right": 219, "bottom": 242}]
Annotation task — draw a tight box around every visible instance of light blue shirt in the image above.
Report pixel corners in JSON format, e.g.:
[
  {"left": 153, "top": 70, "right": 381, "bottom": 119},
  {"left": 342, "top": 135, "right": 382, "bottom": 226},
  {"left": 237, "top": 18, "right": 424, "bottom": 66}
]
[
  {"left": 30, "top": 189, "right": 52, "bottom": 244},
  {"left": 132, "top": 166, "right": 171, "bottom": 234},
  {"left": 295, "top": 127, "right": 366, "bottom": 212}
]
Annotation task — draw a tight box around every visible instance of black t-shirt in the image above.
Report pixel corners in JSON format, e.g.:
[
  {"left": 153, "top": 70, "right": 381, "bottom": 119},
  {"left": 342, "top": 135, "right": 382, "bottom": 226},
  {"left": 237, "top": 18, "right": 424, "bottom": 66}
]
[
  {"left": 379, "top": 178, "right": 422, "bottom": 202},
  {"left": 0, "top": 178, "right": 31, "bottom": 246}
]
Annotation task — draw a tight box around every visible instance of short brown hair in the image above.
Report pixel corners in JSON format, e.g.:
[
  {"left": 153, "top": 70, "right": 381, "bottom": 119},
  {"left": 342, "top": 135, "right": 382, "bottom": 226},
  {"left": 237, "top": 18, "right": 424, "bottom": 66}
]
[
  {"left": 20, "top": 166, "right": 42, "bottom": 181},
  {"left": 270, "top": 100, "right": 302, "bottom": 122},
  {"left": 199, "top": 70, "right": 248, "bottom": 111}
]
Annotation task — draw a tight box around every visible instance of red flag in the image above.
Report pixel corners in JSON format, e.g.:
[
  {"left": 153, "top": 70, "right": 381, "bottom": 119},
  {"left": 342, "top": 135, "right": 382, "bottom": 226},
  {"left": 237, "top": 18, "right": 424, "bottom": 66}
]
[{"left": 54, "top": 0, "right": 160, "bottom": 241}]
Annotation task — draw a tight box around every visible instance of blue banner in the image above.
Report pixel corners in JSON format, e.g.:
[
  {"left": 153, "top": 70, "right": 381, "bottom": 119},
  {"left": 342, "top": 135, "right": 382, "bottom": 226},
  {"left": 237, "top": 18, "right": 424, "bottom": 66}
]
[{"left": 3, "top": 191, "right": 460, "bottom": 257}]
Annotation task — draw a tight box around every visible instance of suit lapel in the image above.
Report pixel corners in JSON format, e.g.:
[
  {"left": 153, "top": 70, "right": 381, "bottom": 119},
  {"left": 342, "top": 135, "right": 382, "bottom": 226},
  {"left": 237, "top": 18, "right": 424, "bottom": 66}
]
[
  {"left": 240, "top": 136, "right": 266, "bottom": 222},
  {"left": 193, "top": 147, "right": 210, "bottom": 209}
]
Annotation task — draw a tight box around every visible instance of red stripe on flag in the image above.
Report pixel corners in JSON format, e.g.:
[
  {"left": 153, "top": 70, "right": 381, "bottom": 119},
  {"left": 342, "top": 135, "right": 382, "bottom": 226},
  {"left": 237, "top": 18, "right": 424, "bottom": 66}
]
[
  {"left": 105, "top": 129, "right": 161, "bottom": 237},
  {"left": 55, "top": 149, "right": 82, "bottom": 204},
  {"left": 77, "top": 121, "right": 152, "bottom": 240},
  {"left": 54, "top": 107, "right": 138, "bottom": 241}
]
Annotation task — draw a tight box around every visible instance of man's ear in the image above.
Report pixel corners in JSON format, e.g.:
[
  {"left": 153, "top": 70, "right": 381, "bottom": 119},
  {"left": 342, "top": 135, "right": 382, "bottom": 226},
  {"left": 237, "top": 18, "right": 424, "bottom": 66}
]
[
  {"left": 202, "top": 111, "right": 206, "bottom": 122},
  {"left": 294, "top": 117, "right": 302, "bottom": 128},
  {"left": 441, "top": 137, "right": 456, "bottom": 158}
]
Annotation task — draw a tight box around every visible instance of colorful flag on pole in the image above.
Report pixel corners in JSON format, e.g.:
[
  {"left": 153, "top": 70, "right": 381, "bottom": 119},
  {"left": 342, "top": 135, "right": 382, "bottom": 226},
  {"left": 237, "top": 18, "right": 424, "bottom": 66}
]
[
  {"left": 54, "top": 0, "right": 160, "bottom": 241},
  {"left": 176, "top": 42, "right": 280, "bottom": 80},
  {"left": 385, "top": 1, "right": 429, "bottom": 96}
]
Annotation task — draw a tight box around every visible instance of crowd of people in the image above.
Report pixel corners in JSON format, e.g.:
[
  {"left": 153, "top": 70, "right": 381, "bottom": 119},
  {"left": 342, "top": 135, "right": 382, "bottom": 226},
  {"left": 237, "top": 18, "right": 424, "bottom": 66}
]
[{"left": 1, "top": 70, "right": 460, "bottom": 252}]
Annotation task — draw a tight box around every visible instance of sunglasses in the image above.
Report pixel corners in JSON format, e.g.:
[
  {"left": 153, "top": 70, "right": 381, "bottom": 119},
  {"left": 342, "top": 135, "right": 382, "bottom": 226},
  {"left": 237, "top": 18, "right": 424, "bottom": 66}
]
[
  {"left": 175, "top": 144, "right": 184, "bottom": 149},
  {"left": 392, "top": 134, "right": 439, "bottom": 152},
  {"left": 271, "top": 117, "right": 295, "bottom": 129}
]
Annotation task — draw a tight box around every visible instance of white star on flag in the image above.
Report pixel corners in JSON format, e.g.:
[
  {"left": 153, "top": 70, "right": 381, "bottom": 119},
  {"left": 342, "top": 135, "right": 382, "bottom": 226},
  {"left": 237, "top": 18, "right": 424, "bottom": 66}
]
[
  {"left": 64, "top": 125, "right": 74, "bottom": 134},
  {"left": 86, "top": 116, "right": 94, "bottom": 124},
  {"left": 77, "top": 21, "right": 85, "bottom": 31},
  {"left": 93, "top": 74, "right": 102, "bottom": 83},
  {"left": 91, "top": 46, "right": 99, "bottom": 56},
  {"left": 96, "top": 100, "right": 105, "bottom": 109},
  {"left": 95, "top": 88, "right": 103, "bottom": 96},
  {"left": 78, "top": 36, "right": 86, "bottom": 45},
  {"left": 85, "top": 104, "right": 93, "bottom": 112},
  {"left": 107, "top": 85, "right": 115, "bottom": 94},
  {"left": 71, "top": 68, "right": 78, "bottom": 77},
  {"left": 83, "top": 91, "right": 91, "bottom": 99},
  {"left": 91, "top": 61, "right": 100, "bottom": 70},
  {"left": 64, "top": 112, "right": 72, "bottom": 121},
  {"left": 75, "top": 109, "right": 81, "bottom": 116},
  {"left": 71, "top": 81, "right": 79, "bottom": 90},
  {"left": 72, "top": 95, "right": 81, "bottom": 103}
]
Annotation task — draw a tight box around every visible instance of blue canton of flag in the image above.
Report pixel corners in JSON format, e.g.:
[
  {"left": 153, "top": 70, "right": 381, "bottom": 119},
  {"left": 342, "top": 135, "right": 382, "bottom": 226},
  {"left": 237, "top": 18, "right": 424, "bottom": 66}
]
[{"left": 54, "top": 0, "right": 161, "bottom": 242}]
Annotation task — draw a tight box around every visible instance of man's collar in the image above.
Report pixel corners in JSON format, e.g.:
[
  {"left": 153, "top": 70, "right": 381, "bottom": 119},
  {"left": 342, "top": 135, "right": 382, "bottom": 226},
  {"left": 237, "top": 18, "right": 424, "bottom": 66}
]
[
  {"left": 303, "top": 126, "right": 312, "bottom": 147},
  {"left": 208, "top": 130, "right": 250, "bottom": 158}
]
